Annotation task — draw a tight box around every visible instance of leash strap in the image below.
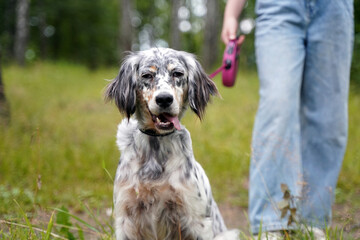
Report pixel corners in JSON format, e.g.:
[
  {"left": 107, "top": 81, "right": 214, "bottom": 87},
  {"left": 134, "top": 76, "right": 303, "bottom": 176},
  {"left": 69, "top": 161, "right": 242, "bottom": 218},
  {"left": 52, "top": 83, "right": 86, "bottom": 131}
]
[{"left": 209, "top": 64, "right": 226, "bottom": 79}]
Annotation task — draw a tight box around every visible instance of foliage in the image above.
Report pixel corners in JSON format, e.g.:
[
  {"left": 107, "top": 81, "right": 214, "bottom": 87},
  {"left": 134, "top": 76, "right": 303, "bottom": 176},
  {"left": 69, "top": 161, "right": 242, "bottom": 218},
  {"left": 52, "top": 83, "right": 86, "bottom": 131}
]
[
  {"left": 278, "top": 184, "right": 298, "bottom": 227},
  {"left": 0, "top": 0, "right": 258, "bottom": 69},
  {"left": 31, "top": 0, "right": 119, "bottom": 68},
  {"left": 1, "top": 0, "right": 360, "bottom": 79},
  {"left": 56, "top": 206, "right": 76, "bottom": 240}
]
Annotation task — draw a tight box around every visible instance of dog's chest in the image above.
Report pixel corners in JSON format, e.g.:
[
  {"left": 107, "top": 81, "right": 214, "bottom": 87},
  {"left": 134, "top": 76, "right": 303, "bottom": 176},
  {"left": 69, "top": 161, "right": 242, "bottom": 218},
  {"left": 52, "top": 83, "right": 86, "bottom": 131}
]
[
  {"left": 115, "top": 157, "right": 205, "bottom": 217},
  {"left": 123, "top": 181, "right": 187, "bottom": 219},
  {"left": 116, "top": 178, "right": 205, "bottom": 239}
]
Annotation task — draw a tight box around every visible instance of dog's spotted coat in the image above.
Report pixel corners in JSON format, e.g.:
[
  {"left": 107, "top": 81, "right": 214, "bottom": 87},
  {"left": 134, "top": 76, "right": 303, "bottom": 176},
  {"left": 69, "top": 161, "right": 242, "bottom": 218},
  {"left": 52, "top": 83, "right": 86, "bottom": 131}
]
[{"left": 106, "top": 48, "right": 239, "bottom": 240}]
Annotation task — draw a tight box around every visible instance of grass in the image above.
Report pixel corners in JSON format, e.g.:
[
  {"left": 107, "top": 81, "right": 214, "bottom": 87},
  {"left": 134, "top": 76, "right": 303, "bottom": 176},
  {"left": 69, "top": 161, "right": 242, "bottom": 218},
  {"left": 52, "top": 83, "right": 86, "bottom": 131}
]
[{"left": 0, "top": 62, "right": 359, "bottom": 239}]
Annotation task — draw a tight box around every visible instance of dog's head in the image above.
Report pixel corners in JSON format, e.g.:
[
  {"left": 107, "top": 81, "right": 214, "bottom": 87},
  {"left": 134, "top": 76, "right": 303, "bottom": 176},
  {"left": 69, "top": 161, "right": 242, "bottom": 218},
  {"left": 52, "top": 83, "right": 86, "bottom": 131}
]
[{"left": 105, "top": 48, "right": 219, "bottom": 134}]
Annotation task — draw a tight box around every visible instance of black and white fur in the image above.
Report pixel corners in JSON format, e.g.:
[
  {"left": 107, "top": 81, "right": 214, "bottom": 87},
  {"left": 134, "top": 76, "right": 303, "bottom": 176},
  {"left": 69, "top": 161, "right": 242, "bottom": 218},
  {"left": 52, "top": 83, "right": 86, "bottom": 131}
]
[{"left": 106, "top": 48, "right": 239, "bottom": 240}]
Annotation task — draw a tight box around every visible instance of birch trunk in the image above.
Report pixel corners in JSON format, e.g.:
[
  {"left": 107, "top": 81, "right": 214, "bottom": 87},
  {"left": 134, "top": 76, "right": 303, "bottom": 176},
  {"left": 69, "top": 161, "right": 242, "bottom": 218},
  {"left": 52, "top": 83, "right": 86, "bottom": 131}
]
[
  {"left": 119, "top": 0, "right": 134, "bottom": 54},
  {"left": 14, "top": 0, "right": 30, "bottom": 66},
  {"left": 170, "top": 0, "right": 183, "bottom": 50},
  {"left": 202, "top": 0, "right": 220, "bottom": 70}
]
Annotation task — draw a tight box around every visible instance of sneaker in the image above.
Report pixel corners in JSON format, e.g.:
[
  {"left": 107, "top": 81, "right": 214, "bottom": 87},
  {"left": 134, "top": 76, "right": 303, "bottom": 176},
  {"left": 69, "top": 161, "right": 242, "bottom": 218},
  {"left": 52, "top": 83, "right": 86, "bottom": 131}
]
[
  {"left": 308, "top": 227, "right": 326, "bottom": 240},
  {"left": 253, "top": 231, "right": 283, "bottom": 240},
  {"left": 253, "top": 227, "right": 325, "bottom": 240}
]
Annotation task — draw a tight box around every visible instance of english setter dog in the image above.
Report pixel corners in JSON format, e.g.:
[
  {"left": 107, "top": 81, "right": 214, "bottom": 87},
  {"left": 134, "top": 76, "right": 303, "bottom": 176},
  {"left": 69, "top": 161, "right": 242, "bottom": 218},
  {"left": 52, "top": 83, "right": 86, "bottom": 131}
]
[{"left": 105, "top": 48, "right": 239, "bottom": 240}]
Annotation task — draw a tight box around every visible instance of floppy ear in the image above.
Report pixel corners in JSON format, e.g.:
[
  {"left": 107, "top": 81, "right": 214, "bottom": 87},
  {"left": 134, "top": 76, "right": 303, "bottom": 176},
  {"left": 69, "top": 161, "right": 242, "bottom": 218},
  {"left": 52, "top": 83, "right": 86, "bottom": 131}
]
[
  {"left": 105, "top": 53, "right": 138, "bottom": 119},
  {"left": 185, "top": 54, "right": 219, "bottom": 120}
]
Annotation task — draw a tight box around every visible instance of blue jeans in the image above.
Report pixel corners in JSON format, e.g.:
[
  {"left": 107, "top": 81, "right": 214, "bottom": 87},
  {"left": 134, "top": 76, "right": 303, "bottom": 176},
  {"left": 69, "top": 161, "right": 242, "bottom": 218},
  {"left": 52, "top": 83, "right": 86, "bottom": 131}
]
[{"left": 249, "top": 0, "right": 354, "bottom": 233}]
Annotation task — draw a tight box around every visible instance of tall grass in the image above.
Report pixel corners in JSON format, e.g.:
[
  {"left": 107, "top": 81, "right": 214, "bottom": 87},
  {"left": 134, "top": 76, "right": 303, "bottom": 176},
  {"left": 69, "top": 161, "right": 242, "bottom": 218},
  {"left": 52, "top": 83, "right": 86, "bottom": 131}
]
[{"left": 0, "top": 62, "right": 359, "bottom": 238}]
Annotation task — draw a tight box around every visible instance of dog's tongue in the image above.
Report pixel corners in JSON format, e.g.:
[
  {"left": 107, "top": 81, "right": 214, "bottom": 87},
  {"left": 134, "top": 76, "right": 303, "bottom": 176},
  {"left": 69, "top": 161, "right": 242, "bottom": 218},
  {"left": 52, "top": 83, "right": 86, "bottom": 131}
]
[{"left": 163, "top": 113, "right": 181, "bottom": 130}]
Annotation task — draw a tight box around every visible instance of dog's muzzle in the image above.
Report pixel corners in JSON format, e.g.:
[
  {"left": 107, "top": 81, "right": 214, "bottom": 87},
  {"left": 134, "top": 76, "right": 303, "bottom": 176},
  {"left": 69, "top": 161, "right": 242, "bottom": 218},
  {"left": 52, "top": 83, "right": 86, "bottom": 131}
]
[{"left": 147, "top": 92, "right": 181, "bottom": 131}]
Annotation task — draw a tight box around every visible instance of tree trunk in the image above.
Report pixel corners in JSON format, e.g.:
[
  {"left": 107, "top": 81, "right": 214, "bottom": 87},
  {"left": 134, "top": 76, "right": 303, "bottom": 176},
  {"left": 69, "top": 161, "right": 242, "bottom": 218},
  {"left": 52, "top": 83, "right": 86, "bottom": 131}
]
[
  {"left": 0, "top": 49, "right": 10, "bottom": 124},
  {"left": 170, "top": 0, "right": 183, "bottom": 50},
  {"left": 202, "top": 0, "right": 220, "bottom": 70},
  {"left": 119, "top": 0, "right": 133, "bottom": 55},
  {"left": 14, "top": 0, "right": 30, "bottom": 66},
  {"left": 38, "top": 0, "right": 48, "bottom": 59}
]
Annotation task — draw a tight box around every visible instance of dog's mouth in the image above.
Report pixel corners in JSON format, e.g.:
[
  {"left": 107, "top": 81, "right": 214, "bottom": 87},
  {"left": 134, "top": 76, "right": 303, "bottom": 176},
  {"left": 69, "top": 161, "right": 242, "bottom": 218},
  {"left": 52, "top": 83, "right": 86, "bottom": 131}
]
[{"left": 150, "top": 112, "right": 181, "bottom": 131}]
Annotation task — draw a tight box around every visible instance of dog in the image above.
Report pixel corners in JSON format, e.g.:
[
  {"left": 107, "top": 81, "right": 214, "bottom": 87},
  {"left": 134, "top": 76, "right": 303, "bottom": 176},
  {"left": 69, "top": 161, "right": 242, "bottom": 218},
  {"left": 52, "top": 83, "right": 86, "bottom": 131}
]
[{"left": 105, "top": 48, "right": 239, "bottom": 240}]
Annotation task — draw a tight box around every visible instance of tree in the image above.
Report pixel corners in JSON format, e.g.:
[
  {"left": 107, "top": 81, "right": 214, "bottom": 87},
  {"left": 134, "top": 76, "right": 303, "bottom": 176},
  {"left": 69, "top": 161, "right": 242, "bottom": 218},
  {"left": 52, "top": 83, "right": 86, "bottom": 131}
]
[
  {"left": 0, "top": 47, "right": 10, "bottom": 124},
  {"left": 202, "top": 0, "right": 220, "bottom": 70},
  {"left": 37, "top": 0, "right": 48, "bottom": 58},
  {"left": 119, "top": 0, "right": 134, "bottom": 54},
  {"left": 170, "top": 0, "right": 183, "bottom": 50},
  {"left": 14, "top": 0, "right": 30, "bottom": 66}
]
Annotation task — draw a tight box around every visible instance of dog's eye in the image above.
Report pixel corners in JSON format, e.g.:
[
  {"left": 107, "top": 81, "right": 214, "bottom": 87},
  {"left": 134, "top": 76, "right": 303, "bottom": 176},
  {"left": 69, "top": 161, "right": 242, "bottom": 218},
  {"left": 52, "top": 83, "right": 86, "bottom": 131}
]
[
  {"left": 142, "top": 73, "right": 153, "bottom": 79},
  {"left": 172, "top": 71, "right": 184, "bottom": 78}
]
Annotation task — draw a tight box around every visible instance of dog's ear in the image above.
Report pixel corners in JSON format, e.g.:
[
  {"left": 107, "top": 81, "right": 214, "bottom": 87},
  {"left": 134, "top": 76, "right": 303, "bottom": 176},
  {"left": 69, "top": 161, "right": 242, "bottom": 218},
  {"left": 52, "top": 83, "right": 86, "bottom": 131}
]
[
  {"left": 184, "top": 53, "right": 219, "bottom": 120},
  {"left": 105, "top": 53, "right": 138, "bottom": 119}
]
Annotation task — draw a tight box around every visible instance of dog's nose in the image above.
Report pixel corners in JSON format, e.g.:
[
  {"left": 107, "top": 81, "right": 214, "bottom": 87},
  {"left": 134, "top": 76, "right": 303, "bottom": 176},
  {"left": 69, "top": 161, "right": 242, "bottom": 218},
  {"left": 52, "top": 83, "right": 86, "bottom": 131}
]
[{"left": 156, "top": 93, "right": 173, "bottom": 108}]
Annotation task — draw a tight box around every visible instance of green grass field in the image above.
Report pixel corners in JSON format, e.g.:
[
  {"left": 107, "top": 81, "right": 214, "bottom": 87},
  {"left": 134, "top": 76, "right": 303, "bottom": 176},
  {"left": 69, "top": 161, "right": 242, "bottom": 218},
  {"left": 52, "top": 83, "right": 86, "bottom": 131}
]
[{"left": 0, "top": 62, "right": 359, "bottom": 239}]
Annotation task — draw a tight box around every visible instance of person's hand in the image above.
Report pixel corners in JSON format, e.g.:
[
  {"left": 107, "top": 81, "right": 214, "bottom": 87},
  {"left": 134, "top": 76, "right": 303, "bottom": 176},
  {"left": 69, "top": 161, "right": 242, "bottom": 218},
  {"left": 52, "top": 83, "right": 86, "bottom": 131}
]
[
  {"left": 221, "top": 17, "right": 239, "bottom": 44},
  {"left": 221, "top": 20, "right": 246, "bottom": 47},
  {"left": 221, "top": 0, "right": 247, "bottom": 44}
]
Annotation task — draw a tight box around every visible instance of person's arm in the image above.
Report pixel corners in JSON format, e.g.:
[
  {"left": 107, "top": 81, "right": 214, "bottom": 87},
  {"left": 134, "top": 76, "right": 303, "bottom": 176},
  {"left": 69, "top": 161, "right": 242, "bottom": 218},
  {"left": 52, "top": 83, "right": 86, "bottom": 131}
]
[{"left": 221, "top": 0, "right": 247, "bottom": 44}]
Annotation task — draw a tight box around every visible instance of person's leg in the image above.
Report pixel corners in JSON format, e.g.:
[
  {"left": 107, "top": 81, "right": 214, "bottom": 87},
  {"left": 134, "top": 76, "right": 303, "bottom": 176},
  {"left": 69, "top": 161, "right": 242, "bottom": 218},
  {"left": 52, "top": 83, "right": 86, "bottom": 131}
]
[
  {"left": 249, "top": 0, "right": 307, "bottom": 233},
  {"left": 299, "top": 0, "right": 354, "bottom": 228}
]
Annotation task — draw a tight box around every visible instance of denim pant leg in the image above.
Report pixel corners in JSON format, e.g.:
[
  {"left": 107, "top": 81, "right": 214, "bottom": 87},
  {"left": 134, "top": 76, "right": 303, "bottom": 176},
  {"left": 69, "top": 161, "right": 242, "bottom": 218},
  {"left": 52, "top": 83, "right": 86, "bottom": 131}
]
[
  {"left": 249, "top": 1, "right": 306, "bottom": 233},
  {"left": 250, "top": 0, "right": 354, "bottom": 233},
  {"left": 299, "top": 0, "right": 354, "bottom": 228}
]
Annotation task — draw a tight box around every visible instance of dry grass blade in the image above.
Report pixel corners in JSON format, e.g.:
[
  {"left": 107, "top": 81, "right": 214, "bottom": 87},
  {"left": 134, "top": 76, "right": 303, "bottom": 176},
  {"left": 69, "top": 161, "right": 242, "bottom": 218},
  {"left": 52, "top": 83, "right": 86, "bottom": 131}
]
[{"left": 0, "top": 219, "right": 67, "bottom": 240}]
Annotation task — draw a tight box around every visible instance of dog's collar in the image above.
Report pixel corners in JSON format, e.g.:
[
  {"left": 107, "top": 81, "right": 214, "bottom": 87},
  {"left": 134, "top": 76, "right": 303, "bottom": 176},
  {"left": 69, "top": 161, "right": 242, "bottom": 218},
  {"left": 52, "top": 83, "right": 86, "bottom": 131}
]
[{"left": 139, "top": 128, "right": 176, "bottom": 137}]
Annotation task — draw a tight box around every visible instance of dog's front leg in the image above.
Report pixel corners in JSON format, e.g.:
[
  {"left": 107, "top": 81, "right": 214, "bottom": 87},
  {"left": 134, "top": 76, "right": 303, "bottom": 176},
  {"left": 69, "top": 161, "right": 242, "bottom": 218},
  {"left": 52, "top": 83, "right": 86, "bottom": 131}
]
[
  {"left": 188, "top": 217, "right": 215, "bottom": 240},
  {"left": 114, "top": 216, "right": 139, "bottom": 240}
]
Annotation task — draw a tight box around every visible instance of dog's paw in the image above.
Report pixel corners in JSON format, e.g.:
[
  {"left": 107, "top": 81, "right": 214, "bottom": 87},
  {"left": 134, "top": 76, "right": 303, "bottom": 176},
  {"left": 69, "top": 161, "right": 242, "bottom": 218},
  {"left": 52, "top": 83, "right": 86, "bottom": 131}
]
[{"left": 214, "top": 229, "right": 240, "bottom": 240}]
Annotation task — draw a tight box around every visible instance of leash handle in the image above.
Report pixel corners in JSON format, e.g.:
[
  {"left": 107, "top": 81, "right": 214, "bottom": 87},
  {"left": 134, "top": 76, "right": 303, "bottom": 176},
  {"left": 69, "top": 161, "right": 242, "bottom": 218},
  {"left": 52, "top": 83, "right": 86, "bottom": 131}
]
[{"left": 209, "top": 36, "right": 245, "bottom": 87}]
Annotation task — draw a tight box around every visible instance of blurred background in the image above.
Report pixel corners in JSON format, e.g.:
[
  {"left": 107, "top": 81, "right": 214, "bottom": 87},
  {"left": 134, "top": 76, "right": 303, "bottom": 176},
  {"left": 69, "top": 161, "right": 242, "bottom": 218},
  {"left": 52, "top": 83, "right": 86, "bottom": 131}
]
[
  {"left": 1, "top": 0, "right": 359, "bottom": 75},
  {"left": 0, "top": 0, "right": 360, "bottom": 239},
  {"left": 0, "top": 0, "right": 258, "bottom": 70}
]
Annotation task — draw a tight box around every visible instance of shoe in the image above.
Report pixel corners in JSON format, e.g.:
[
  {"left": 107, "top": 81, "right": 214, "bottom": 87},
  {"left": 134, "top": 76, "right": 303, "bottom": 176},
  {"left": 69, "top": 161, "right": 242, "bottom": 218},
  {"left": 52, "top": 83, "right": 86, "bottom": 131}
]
[
  {"left": 308, "top": 227, "right": 325, "bottom": 240},
  {"left": 253, "top": 231, "right": 282, "bottom": 240},
  {"left": 253, "top": 227, "right": 325, "bottom": 240}
]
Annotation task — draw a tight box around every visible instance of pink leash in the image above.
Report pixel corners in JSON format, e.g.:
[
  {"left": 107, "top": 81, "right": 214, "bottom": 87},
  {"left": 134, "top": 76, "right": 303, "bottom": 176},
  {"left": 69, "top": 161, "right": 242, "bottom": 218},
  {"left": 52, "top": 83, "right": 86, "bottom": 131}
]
[{"left": 209, "top": 64, "right": 227, "bottom": 79}]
